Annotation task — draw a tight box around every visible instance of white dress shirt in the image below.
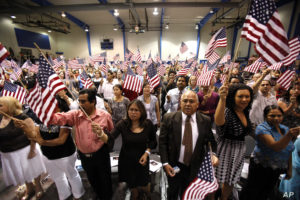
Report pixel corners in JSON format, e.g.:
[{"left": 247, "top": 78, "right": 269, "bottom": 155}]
[
  {"left": 97, "top": 78, "right": 119, "bottom": 100},
  {"left": 178, "top": 112, "right": 199, "bottom": 164},
  {"left": 164, "top": 88, "right": 187, "bottom": 113},
  {"left": 250, "top": 91, "right": 277, "bottom": 126}
]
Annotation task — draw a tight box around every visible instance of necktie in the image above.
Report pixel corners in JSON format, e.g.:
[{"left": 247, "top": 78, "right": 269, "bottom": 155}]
[
  {"left": 177, "top": 90, "right": 183, "bottom": 110},
  {"left": 182, "top": 115, "right": 193, "bottom": 166}
]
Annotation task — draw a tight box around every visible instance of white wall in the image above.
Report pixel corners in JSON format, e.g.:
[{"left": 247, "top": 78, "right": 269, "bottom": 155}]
[
  {"left": 90, "top": 24, "right": 124, "bottom": 61},
  {"left": 162, "top": 24, "right": 198, "bottom": 60},
  {"left": 0, "top": 17, "right": 58, "bottom": 59},
  {"left": 55, "top": 23, "right": 89, "bottom": 59},
  {"left": 0, "top": 1, "right": 296, "bottom": 62}
]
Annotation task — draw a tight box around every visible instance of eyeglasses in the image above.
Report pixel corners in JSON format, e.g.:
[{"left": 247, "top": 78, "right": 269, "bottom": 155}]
[{"left": 267, "top": 114, "right": 283, "bottom": 118}]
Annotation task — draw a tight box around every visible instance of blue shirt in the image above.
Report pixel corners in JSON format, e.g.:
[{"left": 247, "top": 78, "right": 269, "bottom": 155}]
[{"left": 253, "top": 121, "right": 295, "bottom": 169}]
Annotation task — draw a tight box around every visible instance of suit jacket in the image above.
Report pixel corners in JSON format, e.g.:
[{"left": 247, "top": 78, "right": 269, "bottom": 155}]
[{"left": 159, "top": 111, "right": 217, "bottom": 181}]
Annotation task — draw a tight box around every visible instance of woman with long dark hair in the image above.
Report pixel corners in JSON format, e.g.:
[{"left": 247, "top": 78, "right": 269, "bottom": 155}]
[
  {"left": 109, "top": 100, "right": 157, "bottom": 199},
  {"left": 240, "top": 105, "right": 299, "bottom": 200},
  {"left": 137, "top": 82, "right": 160, "bottom": 130},
  {"left": 215, "top": 83, "right": 254, "bottom": 200},
  {"left": 278, "top": 81, "right": 300, "bottom": 128}
]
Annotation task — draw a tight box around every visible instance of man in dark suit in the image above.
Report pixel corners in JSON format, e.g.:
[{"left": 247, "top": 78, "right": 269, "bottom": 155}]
[{"left": 159, "top": 90, "right": 218, "bottom": 200}]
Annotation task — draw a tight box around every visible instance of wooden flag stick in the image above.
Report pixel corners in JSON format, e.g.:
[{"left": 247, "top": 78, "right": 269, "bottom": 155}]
[
  {"left": 33, "top": 42, "right": 92, "bottom": 121},
  {"left": 0, "top": 110, "right": 18, "bottom": 121},
  {"left": 233, "top": 37, "right": 242, "bottom": 62}
]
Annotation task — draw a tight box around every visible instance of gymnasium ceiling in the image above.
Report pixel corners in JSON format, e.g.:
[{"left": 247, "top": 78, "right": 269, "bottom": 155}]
[{"left": 0, "top": 0, "right": 250, "bottom": 34}]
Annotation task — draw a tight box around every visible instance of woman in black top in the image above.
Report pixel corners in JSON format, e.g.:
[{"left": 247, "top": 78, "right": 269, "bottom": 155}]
[
  {"left": 0, "top": 96, "right": 45, "bottom": 200},
  {"left": 110, "top": 99, "right": 157, "bottom": 200},
  {"left": 33, "top": 95, "right": 85, "bottom": 200}
]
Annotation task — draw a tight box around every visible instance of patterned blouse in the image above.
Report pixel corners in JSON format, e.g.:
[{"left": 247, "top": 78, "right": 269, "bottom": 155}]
[{"left": 108, "top": 97, "right": 130, "bottom": 125}]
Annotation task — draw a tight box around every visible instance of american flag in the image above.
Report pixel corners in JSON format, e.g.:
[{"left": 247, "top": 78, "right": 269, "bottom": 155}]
[
  {"left": 207, "top": 59, "right": 220, "bottom": 71},
  {"left": 125, "top": 48, "right": 134, "bottom": 61},
  {"left": 268, "top": 62, "right": 283, "bottom": 71},
  {"left": 121, "top": 60, "right": 129, "bottom": 71},
  {"left": 100, "top": 58, "right": 108, "bottom": 74},
  {"left": 276, "top": 70, "right": 295, "bottom": 90},
  {"left": 123, "top": 66, "right": 142, "bottom": 93},
  {"left": 155, "top": 53, "right": 161, "bottom": 63},
  {"left": 1, "top": 59, "right": 11, "bottom": 70},
  {"left": 68, "top": 59, "right": 82, "bottom": 69},
  {"left": 146, "top": 55, "right": 153, "bottom": 66},
  {"left": 207, "top": 52, "right": 220, "bottom": 65},
  {"left": 282, "top": 37, "right": 300, "bottom": 66},
  {"left": 243, "top": 58, "right": 266, "bottom": 73},
  {"left": 136, "top": 64, "right": 143, "bottom": 76},
  {"left": 113, "top": 53, "right": 120, "bottom": 62},
  {"left": 197, "top": 70, "right": 215, "bottom": 86},
  {"left": 146, "top": 63, "right": 160, "bottom": 89},
  {"left": 10, "top": 60, "right": 22, "bottom": 81},
  {"left": 158, "top": 63, "right": 166, "bottom": 77},
  {"left": 205, "top": 27, "right": 227, "bottom": 58},
  {"left": 26, "top": 55, "right": 66, "bottom": 126},
  {"left": 80, "top": 70, "right": 93, "bottom": 89},
  {"left": 22, "top": 60, "right": 38, "bottom": 73},
  {"left": 0, "top": 43, "right": 9, "bottom": 63},
  {"left": 183, "top": 152, "right": 219, "bottom": 200},
  {"left": 90, "top": 52, "right": 107, "bottom": 63},
  {"left": 1, "top": 81, "right": 27, "bottom": 104},
  {"left": 220, "top": 51, "right": 231, "bottom": 64},
  {"left": 21, "top": 60, "right": 31, "bottom": 69},
  {"left": 177, "top": 62, "right": 192, "bottom": 76},
  {"left": 193, "top": 67, "right": 201, "bottom": 79},
  {"left": 0, "top": 66, "right": 5, "bottom": 80},
  {"left": 241, "top": 0, "right": 289, "bottom": 65},
  {"left": 180, "top": 42, "right": 188, "bottom": 54},
  {"left": 52, "top": 57, "right": 64, "bottom": 71},
  {"left": 201, "top": 64, "right": 208, "bottom": 74},
  {"left": 135, "top": 49, "right": 142, "bottom": 63}
]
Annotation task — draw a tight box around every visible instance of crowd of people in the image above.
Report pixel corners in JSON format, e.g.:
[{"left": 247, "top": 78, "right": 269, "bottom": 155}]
[{"left": 0, "top": 55, "right": 300, "bottom": 200}]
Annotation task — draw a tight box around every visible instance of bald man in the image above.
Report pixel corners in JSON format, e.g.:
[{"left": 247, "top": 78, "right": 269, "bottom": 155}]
[{"left": 159, "top": 90, "right": 218, "bottom": 199}]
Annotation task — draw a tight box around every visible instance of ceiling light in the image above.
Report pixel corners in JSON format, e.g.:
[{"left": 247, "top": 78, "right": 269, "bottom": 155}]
[
  {"left": 85, "top": 27, "right": 89, "bottom": 32},
  {"left": 153, "top": 8, "right": 159, "bottom": 16},
  {"left": 113, "top": 27, "right": 118, "bottom": 31},
  {"left": 48, "top": 30, "right": 52, "bottom": 33},
  {"left": 209, "top": 9, "right": 214, "bottom": 14},
  {"left": 61, "top": 12, "right": 66, "bottom": 17},
  {"left": 195, "top": 24, "right": 198, "bottom": 30},
  {"left": 114, "top": 9, "right": 119, "bottom": 16},
  {"left": 165, "top": 24, "right": 169, "bottom": 29},
  {"left": 11, "top": 16, "right": 16, "bottom": 19}
]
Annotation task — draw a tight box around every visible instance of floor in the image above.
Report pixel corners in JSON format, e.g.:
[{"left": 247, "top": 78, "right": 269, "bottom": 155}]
[{"left": 0, "top": 155, "right": 161, "bottom": 200}]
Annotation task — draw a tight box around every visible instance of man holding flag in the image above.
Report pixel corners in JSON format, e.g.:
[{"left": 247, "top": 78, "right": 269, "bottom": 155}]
[{"left": 159, "top": 90, "right": 218, "bottom": 200}]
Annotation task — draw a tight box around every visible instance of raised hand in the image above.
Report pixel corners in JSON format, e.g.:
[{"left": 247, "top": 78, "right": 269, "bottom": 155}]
[{"left": 218, "top": 85, "right": 228, "bottom": 101}]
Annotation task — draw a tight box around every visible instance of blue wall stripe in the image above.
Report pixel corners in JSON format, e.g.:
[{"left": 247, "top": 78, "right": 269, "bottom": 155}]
[{"left": 86, "top": 32, "right": 91, "bottom": 56}]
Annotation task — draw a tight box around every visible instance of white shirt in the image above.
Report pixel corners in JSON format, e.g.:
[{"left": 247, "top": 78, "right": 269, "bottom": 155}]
[
  {"left": 178, "top": 112, "right": 199, "bottom": 164},
  {"left": 97, "top": 78, "right": 119, "bottom": 100},
  {"left": 250, "top": 91, "right": 277, "bottom": 126},
  {"left": 164, "top": 88, "right": 187, "bottom": 113},
  {"left": 70, "top": 96, "right": 107, "bottom": 111}
]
